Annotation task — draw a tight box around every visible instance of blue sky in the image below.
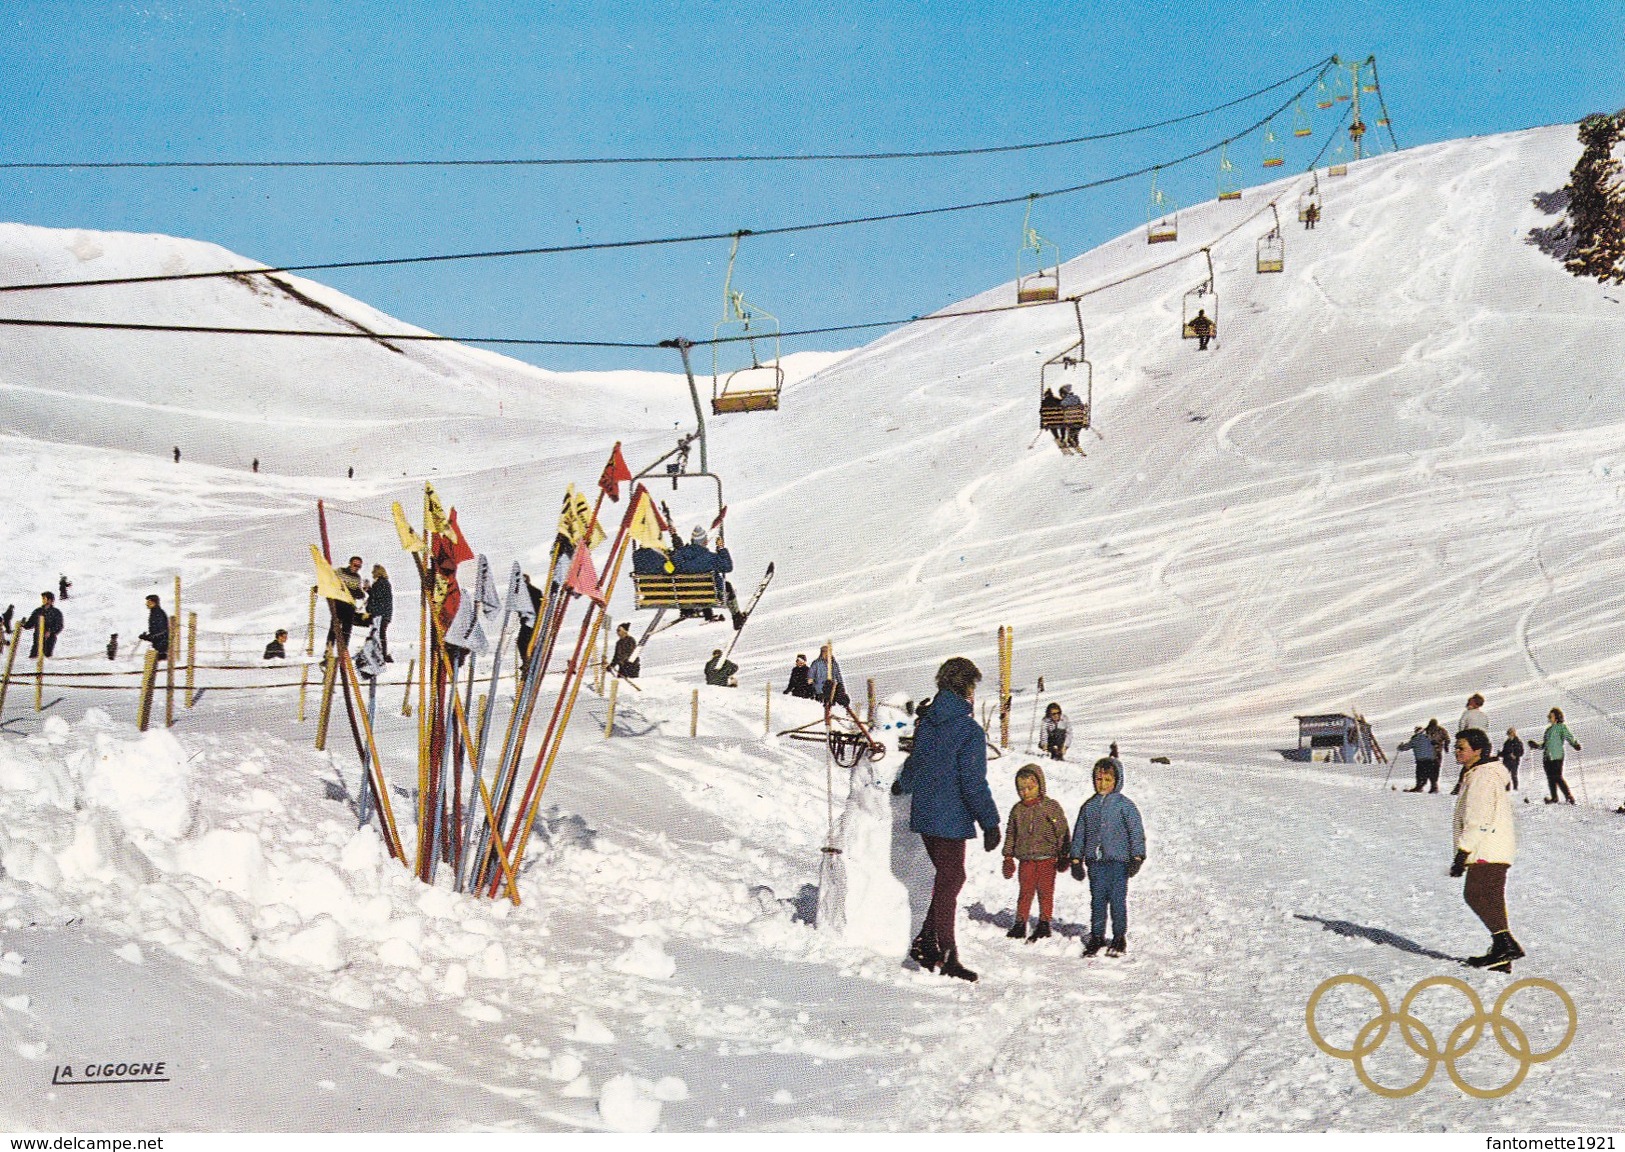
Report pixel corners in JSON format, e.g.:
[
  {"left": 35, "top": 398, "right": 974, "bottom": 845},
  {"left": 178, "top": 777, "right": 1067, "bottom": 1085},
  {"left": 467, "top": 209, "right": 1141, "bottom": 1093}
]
[{"left": 1, "top": 1, "right": 1621, "bottom": 371}]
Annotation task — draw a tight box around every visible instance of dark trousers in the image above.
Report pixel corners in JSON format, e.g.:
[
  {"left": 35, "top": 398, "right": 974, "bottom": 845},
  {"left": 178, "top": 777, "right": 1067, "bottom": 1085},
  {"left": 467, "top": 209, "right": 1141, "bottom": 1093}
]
[
  {"left": 920, "top": 834, "right": 968, "bottom": 951},
  {"left": 29, "top": 632, "right": 58, "bottom": 659},
  {"left": 1464, "top": 862, "right": 1510, "bottom": 935},
  {"left": 1089, "top": 859, "right": 1129, "bottom": 939},
  {"left": 1015, "top": 858, "right": 1057, "bottom": 923},
  {"left": 1504, "top": 758, "right": 1520, "bottom": 789},
  {"left": 1414, "top": 759, "right": 1439, "bottom": 790},
  {"left": 1197, "top": 335, "right": 1211, "bottom": 351},
  {"left": 1543, "top": 755, "right": 1573, "bottom": 802}
]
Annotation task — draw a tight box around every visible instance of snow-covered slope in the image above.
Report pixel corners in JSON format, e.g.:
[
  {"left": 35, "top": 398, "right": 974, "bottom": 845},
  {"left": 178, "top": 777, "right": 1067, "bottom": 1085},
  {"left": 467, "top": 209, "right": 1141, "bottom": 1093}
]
[{"left": 2, "top": 123, "right": 1623, "bottom": 1134}]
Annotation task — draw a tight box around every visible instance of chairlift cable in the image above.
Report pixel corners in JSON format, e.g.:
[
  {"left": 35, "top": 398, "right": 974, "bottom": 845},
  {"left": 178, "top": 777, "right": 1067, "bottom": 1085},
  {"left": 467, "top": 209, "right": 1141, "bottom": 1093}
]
[
  {"left": 0, "top": 62, "right": 1339, "bottom": 298},
  {"left": 0, "top": 58, "right": 1337, "bottom": 171}
]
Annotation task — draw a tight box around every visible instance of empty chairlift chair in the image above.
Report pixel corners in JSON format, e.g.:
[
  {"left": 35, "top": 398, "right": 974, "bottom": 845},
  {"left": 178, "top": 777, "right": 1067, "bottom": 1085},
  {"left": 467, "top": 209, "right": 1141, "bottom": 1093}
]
[
  {"left": 1217, "top": 145, "right": 1241, "bottom": 202},
  {"left": 710, "top": 232, "right": 784, "bottom": 415},
  {"left": 1262, "top": 122, "right": 1285, "bottom": 169},
  {"left": 1016, "top": 197, "right": 1061, "bottom": 303},
  {"left": 1147, "top": 171, "right": 1178, "bottom": 244}
]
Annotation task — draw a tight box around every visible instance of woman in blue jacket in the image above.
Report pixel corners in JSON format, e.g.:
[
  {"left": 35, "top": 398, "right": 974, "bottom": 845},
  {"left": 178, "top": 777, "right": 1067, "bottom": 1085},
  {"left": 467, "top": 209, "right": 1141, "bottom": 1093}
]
[{"left": 894, "top": 657, "right": 1001, "bottom": 982}]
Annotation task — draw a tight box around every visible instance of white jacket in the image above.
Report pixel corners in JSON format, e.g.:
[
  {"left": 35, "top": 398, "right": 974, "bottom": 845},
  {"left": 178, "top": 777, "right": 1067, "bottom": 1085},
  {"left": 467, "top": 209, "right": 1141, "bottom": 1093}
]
[
  {"left": 1458, "top": 707, "right": 1489, "bottom": 734},
  {"left": 1453, "top": 760, "right": 1515, "bottom": 864}
]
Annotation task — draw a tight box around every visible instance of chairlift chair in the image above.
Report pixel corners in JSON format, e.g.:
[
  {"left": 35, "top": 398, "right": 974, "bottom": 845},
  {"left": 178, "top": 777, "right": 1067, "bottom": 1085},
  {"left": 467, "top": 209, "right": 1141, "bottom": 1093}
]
[
  {"left": 1298, "top": 187, "right": 1322, "bottom": 223},
  {"left": 711, "top": 233, "right": 784, "bottom": 415},
  {"left": 1293, "top": 101, "right": 1313, "bottom": 138},
  {"left": 1327, "top": 138, "right": 1349, "bottom": 177},
  {"left": 1181, "top": 249, "right": 1219, "bottom": 339},
  {"left": 1038, "top": 299, "right": 1092, "bottom": 445},
  {"left": 1262, "top": 123, "right": 1285, "bottom": 168},
  {"left": 1217, "top": 145, "right": 1241, "bottom": 202},
  {"left": 1147, "top": 171, "right": 1178, "bottom": 244},
  {"left": 1257, "top": 205, "right": 1285, "bottom": 274},
  {"left": 1314, "top": 78, "right": 1334, "bottom": 110},
  {"left": 1016, "top": 198, "right": 1061, "bottom": 303}
]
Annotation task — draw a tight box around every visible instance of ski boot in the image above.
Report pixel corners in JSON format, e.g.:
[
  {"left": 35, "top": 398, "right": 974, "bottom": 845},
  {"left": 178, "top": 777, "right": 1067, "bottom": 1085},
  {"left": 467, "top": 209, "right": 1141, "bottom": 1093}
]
[
  {"left": 1026, "top": 921, "right": 1052, "bottom": 943},
  {"left": 937, "top": 948, "right": 978, "bottom": 982},
  {"left": 908, "top": 933, "right": 942, "bottom": 973},
  {"left": 1105, "top": 936, "right": 1127, "bottom": 957},
  {"left": 1006, "top": 920, "right": 1027, "bottom": 940},
  {"left": 1082, "top": 934, "right": 1106, "bottom": 957}
]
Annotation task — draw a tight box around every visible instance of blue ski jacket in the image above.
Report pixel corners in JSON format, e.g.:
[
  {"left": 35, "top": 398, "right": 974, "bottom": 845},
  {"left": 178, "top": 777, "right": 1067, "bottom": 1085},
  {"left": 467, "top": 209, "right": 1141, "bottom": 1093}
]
[
  {"left": 1069, "top": 769, "right": 1146, "bottom": 865},
  {"left": 894, "top": 691, "right": 1000, "bottom": 840}
]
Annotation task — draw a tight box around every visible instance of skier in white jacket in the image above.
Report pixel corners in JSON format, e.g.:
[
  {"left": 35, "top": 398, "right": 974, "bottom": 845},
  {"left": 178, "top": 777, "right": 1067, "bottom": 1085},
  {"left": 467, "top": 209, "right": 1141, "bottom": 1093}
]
[{"left": 1449, "top": 727, "right": 1522, "bottom": 971}]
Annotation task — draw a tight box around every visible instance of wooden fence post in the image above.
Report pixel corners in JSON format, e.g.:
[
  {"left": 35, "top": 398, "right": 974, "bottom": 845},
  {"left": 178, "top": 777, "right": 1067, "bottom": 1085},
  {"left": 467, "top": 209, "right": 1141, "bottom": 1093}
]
[
  {"left": 315, "top": 651, "right": 338, "bottom": 751},
  {"left": 604, "top": 677, "right": 619, "bottom": 738},
  {"left": 690, "top": 688, "right": 699, "bottom": 738},
  {"left": 298, "top": 665, "right": 309, "bottom": 722},
  {"left": 306, "top": 586, "right": 318, "bottom": 656},
  {"left": 764, "top": 681, "right": 771, "bottom": 736},
  {"left": 0, "top": 625, "right": 20, "bottom": 719},
  {"left": 401, "top": 658, "right": 415, "bottom": 717},
  {"left": 185, "top": 612, "right": 198, "bottom": 707},
  {"left": 867, "top": 677, "right": 877, "bottom": 726},
  {"left": 34, "top": 620, "right": 45, "bottom": 711},
  {"left": 136, "top": 651, "right": 159, "bottom": 732},
  {"left": 166, "top": 575, "right": 180, "bottom": 726}
]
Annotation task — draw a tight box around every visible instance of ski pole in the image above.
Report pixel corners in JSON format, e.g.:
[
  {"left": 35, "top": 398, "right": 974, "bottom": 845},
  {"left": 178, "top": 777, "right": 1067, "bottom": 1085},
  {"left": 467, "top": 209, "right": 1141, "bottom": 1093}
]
[{"left": 1575, "top": 747, "right": 1589, "bottom": 806}]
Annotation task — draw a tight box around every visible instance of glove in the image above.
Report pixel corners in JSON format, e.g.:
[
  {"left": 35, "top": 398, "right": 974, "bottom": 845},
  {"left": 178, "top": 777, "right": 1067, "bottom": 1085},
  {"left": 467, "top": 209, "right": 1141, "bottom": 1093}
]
[
  {"left": 1449, "top": 850, "right": 1469, "bottom": 878},
  {"left": 1070, "top": 861, "right": 1085, "bottom": 883},
  {"left": 1574, "top": 744, "right": 1581, "bottom": 751},
  {"left": 982, "top": 826, "right": 1001, "bottom": 853},
  {"left": 1001, "top": 856, "right": 1016, "bottom": 880},
  {"left": 1127, "top": 857, "right": 1144, "bottom": 879},
  {"left": 1054, "top": 856, "right": 1070, "bottom": 874},
  {"left": 890, "top": 780, "right": 903, "bottom": 795}
]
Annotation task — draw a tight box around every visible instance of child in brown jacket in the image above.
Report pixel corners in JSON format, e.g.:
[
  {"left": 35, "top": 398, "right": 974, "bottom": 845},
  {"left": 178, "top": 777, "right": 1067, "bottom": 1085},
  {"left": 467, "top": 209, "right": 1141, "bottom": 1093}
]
[{"left": 1002, "top": 764, "right": 1072, "bottom": 942}]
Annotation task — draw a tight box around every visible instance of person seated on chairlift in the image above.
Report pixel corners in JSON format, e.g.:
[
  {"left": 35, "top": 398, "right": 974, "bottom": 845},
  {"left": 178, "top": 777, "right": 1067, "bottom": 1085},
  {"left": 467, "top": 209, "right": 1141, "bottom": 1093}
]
[
  {"left": 1188, "top": 309, "right": 1215, "bottom": 351},
  {"left": 671, "top": 527, "right": 734, "bottom": 620},
  {"left": 1041, "top": 388, "right": 1066, "bottom": 447},
  {"left": 631, "top": 543, "right": 669, "bottom": 575},
  {"left": 1057, "top": 384, "right": 1085, "bottom": 449}
]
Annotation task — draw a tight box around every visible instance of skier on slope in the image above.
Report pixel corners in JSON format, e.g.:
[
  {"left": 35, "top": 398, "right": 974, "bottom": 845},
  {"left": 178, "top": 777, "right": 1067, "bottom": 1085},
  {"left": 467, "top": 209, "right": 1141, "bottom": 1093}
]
[
  {"left": 1534, "top": 707, "right": 1580, "bottom": 804},
  {"left": 23, "top": 592, "right": 64, "bottom": 659},
  {"left": 1399, "top": 725, "right": 1440, "bottom": 793}
]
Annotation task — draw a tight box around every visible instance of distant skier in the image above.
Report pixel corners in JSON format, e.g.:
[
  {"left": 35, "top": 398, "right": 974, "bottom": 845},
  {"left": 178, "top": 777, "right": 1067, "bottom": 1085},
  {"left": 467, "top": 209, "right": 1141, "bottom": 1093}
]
[
  {"left": 783, "top": 654, "right": 817, "bottom": 699},
  {"left": 139, "top": 594, "right": 170, "bottom": 660},
  {"left": 1188, "top": 309, "right": 1215, "bottom": 351},
  {"left": 23, "top": 592, "right": 64, "bottom": 659},
  {"left": 1500, "top": 728, "right": 1524, "bottom": 791},
  {"left": 57, "top": 574, "right": 71, "bottom": 600},
  {"left": 1039, "top": 702, "right": 1072, "bottom": 761},
  {"left": 106, "top": 633, "right": 118, "bottom": 661},
  {"left": 1399, "top": 725, "right": 1440, "bottom": 793},
  {"left": 1535, "top": 707, "right": 1579, "bottom": 804},
  {"left": 347, "top": 466, "right": 354, "bottom": 479},
  {"left": 0, "top": 603, "right": 11, "bottom": 653},
  {"left": 1450, "top": 728, "right": 1522, "bottom": 971},
  {"left": 810, "top": 643, "right": 848, "bottom": 709},
  {"left": 365, "top": 564, "right": 393, "bottom": 662},
  {"left": 892, "top": 656, "right": 1001, "bottom": 982},
  {"left": 251, "top": 458, "right": 259, "bottom": 473},
  {"left": 1303, "top": 201, "right": 1320, "bottom": 230},
  {"left": 703, "top": 649, "right": 738, "bottom": 687},
  {"left": 172, "top": 446, "right": 180, "bottom": 463},
  {"left": 263, "top": 630, "right": 289, "bottom": 660},
  {"left": 607, "top": 622, "right": 640, "bottom": 681}
]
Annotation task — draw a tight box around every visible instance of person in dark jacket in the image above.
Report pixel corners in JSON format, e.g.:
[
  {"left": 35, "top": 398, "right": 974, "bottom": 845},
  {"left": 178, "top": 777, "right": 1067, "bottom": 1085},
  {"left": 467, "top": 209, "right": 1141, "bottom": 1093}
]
[
  {"left": 24, "top": 592, "right": 65, "bottom": 659},
  {"left": 607, "top": 622, "right": 639, "bottom": 680},
  {"left": 892, "top": 657, "right": 1001, "bottom": 982},
  {"left": 1425, "top": 719, "right": 1450, "bottom": 769},
  {"left": 1399, "top": 725, "right": 1440, "bottom": 792},
  {"left": 263, "top": 630, "right": 289, "bottom": 660},
  {"left": 1068, "top": 758, "right": 1147, "bottom": 957},
  {"left": 326, "top": 555, "right": 364, "bottom": 649},
  {"left": 1001, "top": 764, "right": 1070, "bottom": 942},
  {"left": 106, "top": 634, "right": 118, "bottom": 660},
  {"left": 1188, "top": 309, "right": 1215, "bottom": 351},
  {"left": 783, "top": 654, "right": 817, "bottom": 698},
  {"left": 1500, "top": 728, "right": 1524, "bottom": 791},
  {"left": 139, "top": 594, "right": 169, "bottom": 660},
  {"left": 365, "top": 565, "right": 394, "bottom": 662},
  {"left": 703, "top": 649, "right": 738, "bottom": 687}
]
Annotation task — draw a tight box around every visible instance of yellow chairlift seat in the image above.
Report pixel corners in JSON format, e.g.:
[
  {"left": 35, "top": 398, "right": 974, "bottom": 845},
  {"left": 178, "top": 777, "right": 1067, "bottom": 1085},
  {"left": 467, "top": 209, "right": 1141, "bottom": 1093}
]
[
  {"left": 710, "top": 233, "right": 785, "bottom": 415},
  {"left": 712, "top": 387, "right": 781, "bottom": 415},
  {"left": 1328, "top": 162, "right": 1348, "bottom": 177},
  {"left": 631, "top": 572, "right": 724, "bottom": 610},
  {"left": 1293, "top": 101, "right": 1313, "bottom": 138},
  {"left": 1262, "top": 123, "right": 1284, "bottom": 168},
  {"left": 1219, "top": 189, "right": 1242, "bottom": 202},
  {"left": 1257, "top": 229, "right": 1285, "bottom": 274},
  {"left": 1039, "top": 405, "right": 1090, "bottom": 431},
  {"left": 1148, "top": 220, "right": 1178, "bottom": 244},
  {"left": 1017, "top": 275, "right": 1060, "bottom": 304}
]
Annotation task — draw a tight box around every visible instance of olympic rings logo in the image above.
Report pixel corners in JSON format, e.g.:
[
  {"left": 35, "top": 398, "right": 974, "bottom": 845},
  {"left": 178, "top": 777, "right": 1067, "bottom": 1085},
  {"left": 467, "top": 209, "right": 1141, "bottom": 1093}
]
[{"left": 1305, "top": 975, "right": 1576, "bottom": 1099}]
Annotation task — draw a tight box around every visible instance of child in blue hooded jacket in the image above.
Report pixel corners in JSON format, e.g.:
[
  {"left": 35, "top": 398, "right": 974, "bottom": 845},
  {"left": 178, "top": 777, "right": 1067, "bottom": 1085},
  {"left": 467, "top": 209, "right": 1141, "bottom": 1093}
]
[{"left": 1068, "top": 757, "right": 1146, "bottom": 957}]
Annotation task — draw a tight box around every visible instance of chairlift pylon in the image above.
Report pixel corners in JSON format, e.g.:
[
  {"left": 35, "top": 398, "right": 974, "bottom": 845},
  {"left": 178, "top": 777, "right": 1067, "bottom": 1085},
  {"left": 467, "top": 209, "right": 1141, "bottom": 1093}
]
[
  {"left": 1037, "top": 299, "right": 1092, "bottom": 453},
  {"left": 710, "top": 232, "right": 784, "bottom": 415},
  {"left": 1182, "top": 248, "right": 1219, "bottom": 340},
  {"left": 1257, "top": 204, "right": 1285, "bottom": 274},
  {"left": 1016, "top": 196, "right": 1061, "bottom": 304},
  {"left": 1147, "top": 170, "right": 1178, "bottom": 244}
]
